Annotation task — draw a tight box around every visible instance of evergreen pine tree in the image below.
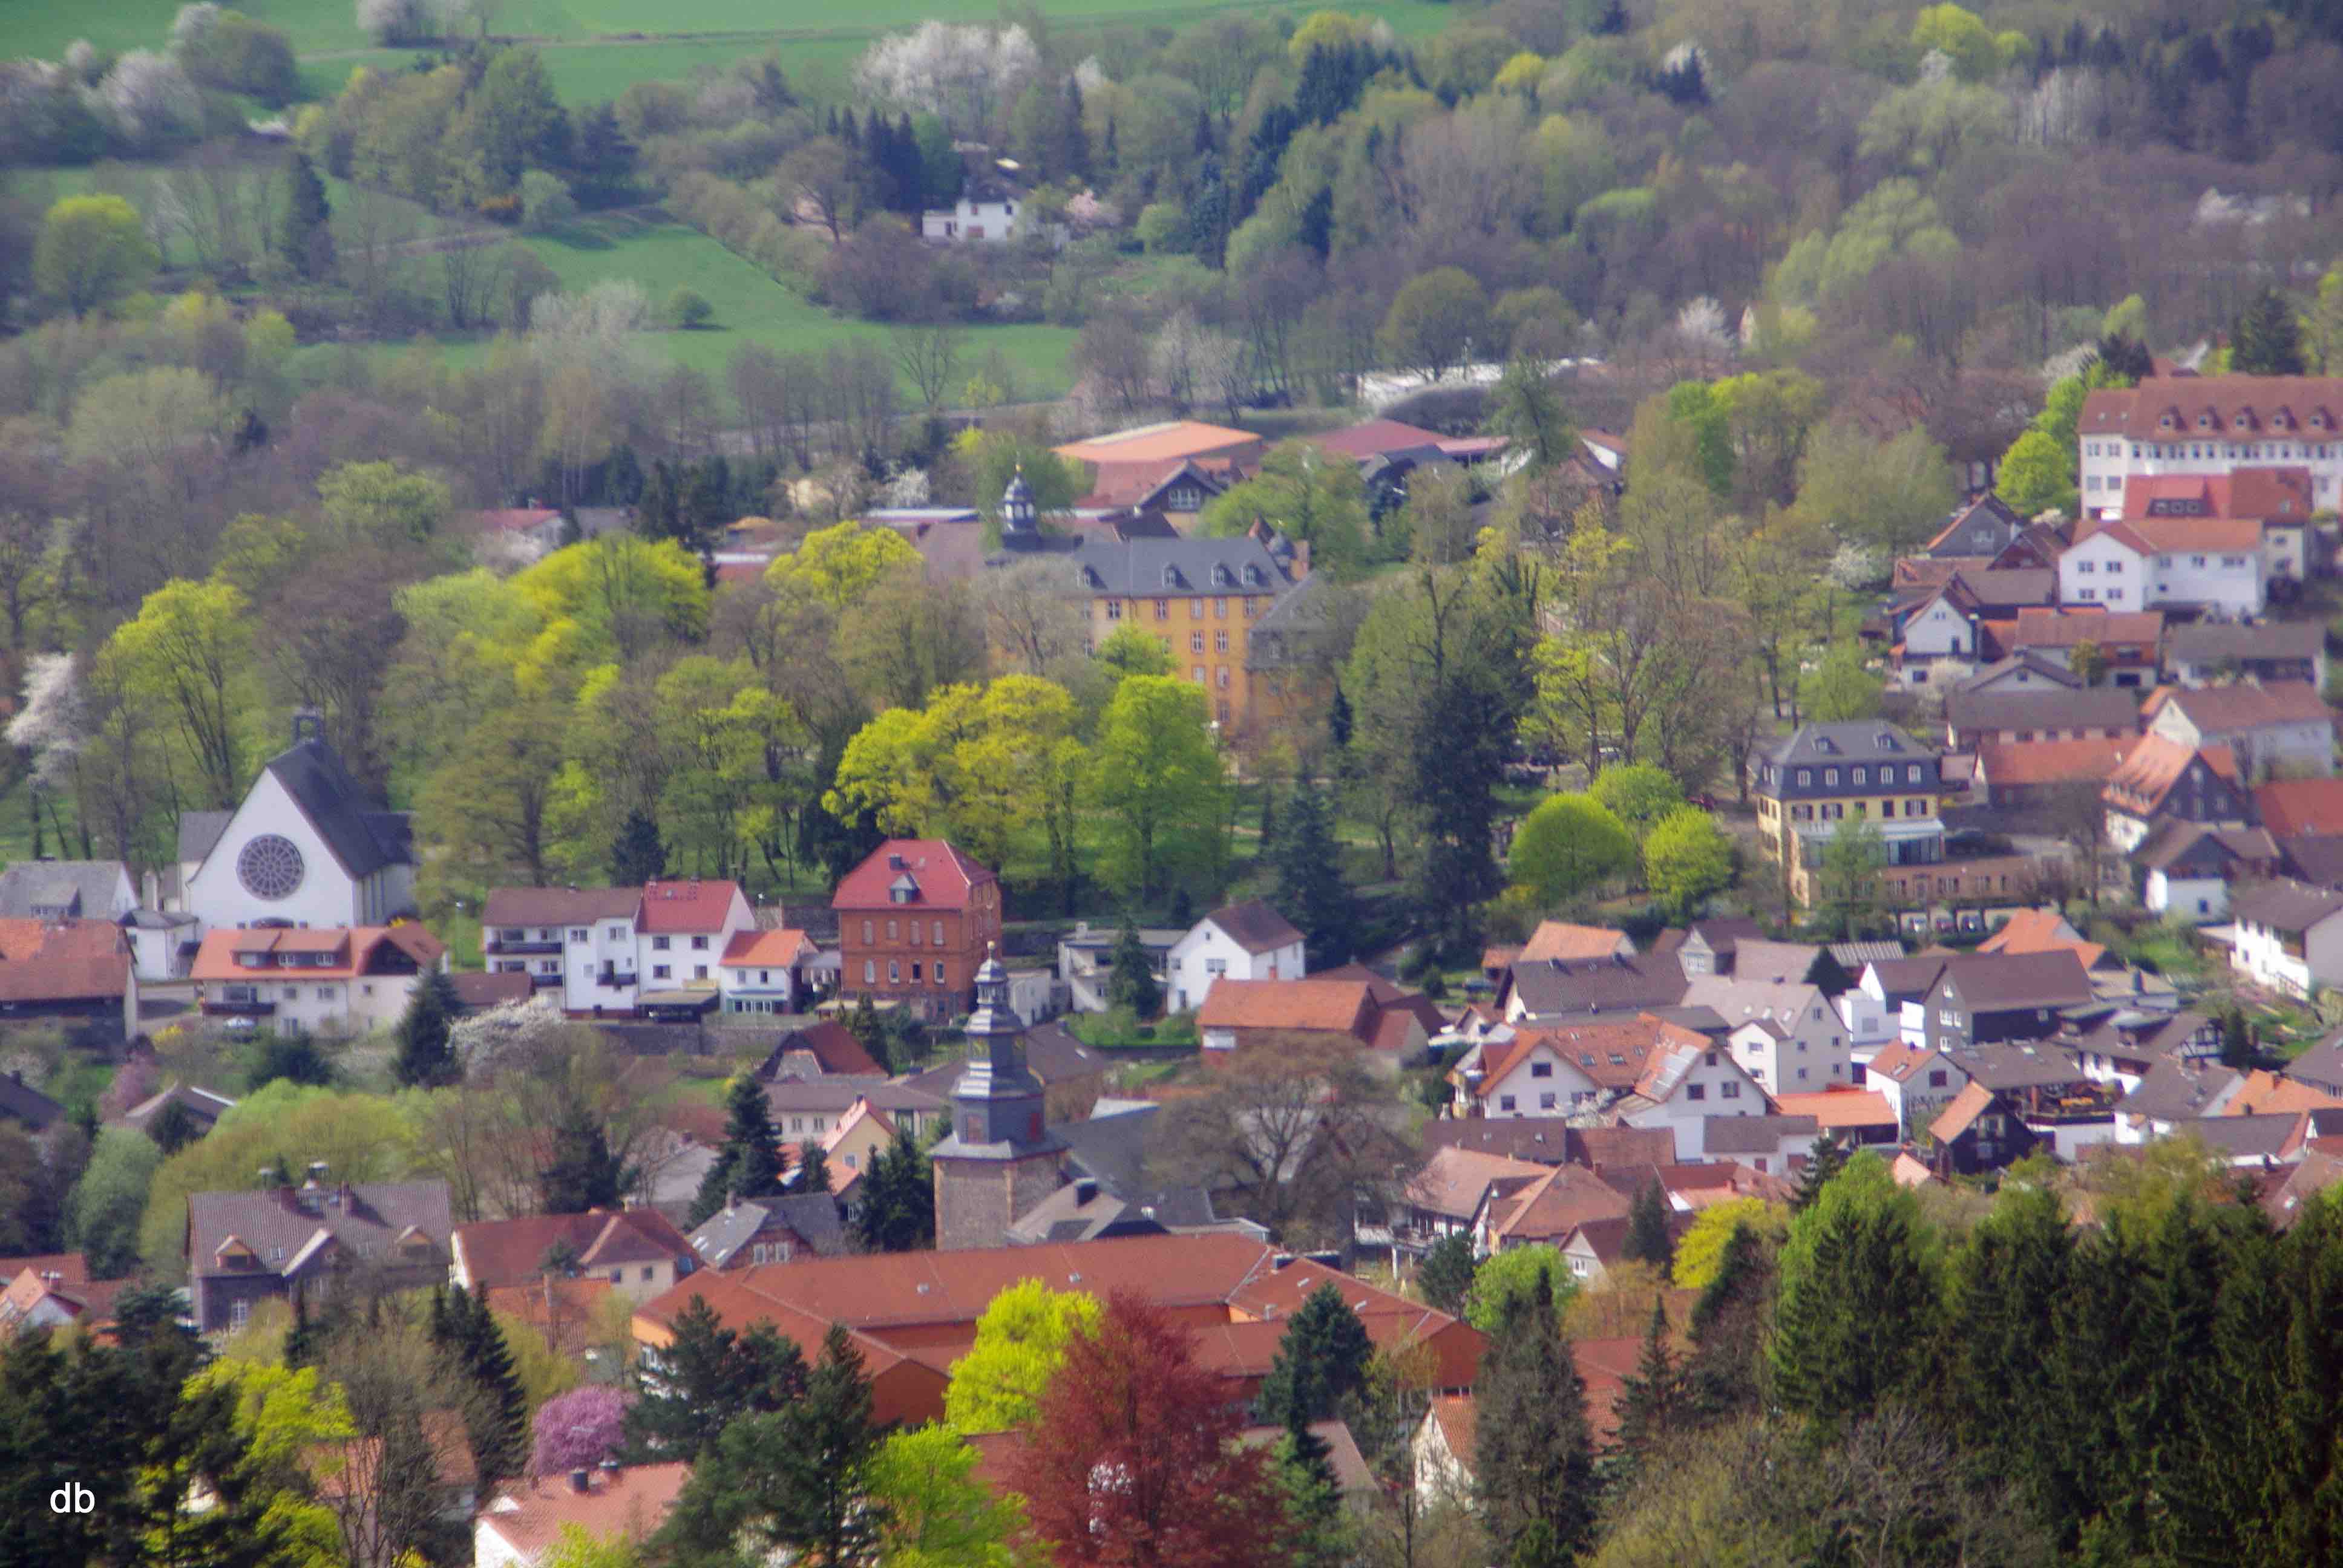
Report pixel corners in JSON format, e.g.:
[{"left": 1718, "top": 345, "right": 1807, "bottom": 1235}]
[
  {"left": 1256, "top": 1283, "right": 1375, "bottom": 1427},
  {"left": 690, "top": 1074, "right": 787, "bottom": 1226},
  {"left": 1472, "top": 1273, "right": 1596, "bottom": 1562},
  {"left": 1106, "top": 916, "right": 1162, "bottom": 1017},
  {"left": 1610, "top": 1297, "right": 1682, "bottom": 1475},
  {"left": 625, "top": 1295, "right": 772, "bottom": 1461},
  {"left": 1791, "top": 1134, "right": 1848, "bottom": 1211},
  {"left": 1771, "top": 1155, "right": 1940, "bottom": 1436},
  {"left": 1508, "top": 1521, "right": 1566, "bottom": 1568},
  {"left": 611, "top": 808, "right": 666, "bottom": 886},
  {"left": 2232, "top": 286, "right": 2307, "bottom": 376},
  {"left": 1622, "top": 1180, "right": 1673, "bottom": 1269},
  {"left": 1683, "top": 1221, "right": 1775, "bottom": 1421},
  {"left": 1945, "top": 1184, "right": 2073, "bottom": 1508},
  {"left": 278, "top": 150, "right": 333, "bottom": 277},
  {"left": 793, "top": 1138, "right": 833, "bottom": 1200},
  {"left": 540, "top": 1105, "right": 627, "bottom": 1213},
  {"left": 1272, "top": 782, "right": 1355, "bottom": 967},
  {"left": 846, "top": 995, "right": 890, "bottom": 1074},
  {"left": 1418, "top": 1232, "right": 1480, "bottom": 1317},
  {"left": 392, "top": 967, "right": 463, "bottom": 1088},
  {"left": 437, "top": 1284, "right": 527, "bottom": 1486},
  {"left": 1277, "top": 1406, "right": 1348, "bottom": 1568},
  {"left": 850, "top": 1129, "right": 934, "bottom": 1252},
  {"left": 2220, "top": 1005, "right": 2256, "bottom": 1068}
]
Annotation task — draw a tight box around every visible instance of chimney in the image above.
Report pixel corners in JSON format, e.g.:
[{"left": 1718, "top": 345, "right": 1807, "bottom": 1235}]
[
  {"left": 1073, "top": 1177, "right": 1098, "bottom": 1204},
  {"left": 569, "top": 1468, "right": 592, "bottom": 1494}
]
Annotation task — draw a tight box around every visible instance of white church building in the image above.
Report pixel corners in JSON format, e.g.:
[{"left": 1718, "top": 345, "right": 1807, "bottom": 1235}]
[{"left": 171, "top": 716, "right": 418, "bottom": 936}]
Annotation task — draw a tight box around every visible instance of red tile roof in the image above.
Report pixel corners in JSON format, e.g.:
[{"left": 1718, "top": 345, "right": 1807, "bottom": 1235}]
[
  {"left": 0, "top": 918, "right": 131, "bottom": 1004},
  {"left": 1516, "top": 922, "right": 1632, "bottom": 964},
  {"left": 477, "top": 1463, "right": 689, "bottom": 1561},
  {"left": 2121, "top": 469, "right": 2315, "bottom": 523},
  {"left": 1054, "top": 420, "right": 1261, "bottom": 467},
  {"left": 1196, "top": 978, "right": 1374, "bottom": 1034},
  {"left": 1976, "top": 736, "right": 2137, "bottom": 789},
  {"left": 719, "top": 928, "right": 815, "bottom": 967},
  {"left": 1304, "top": 418, "right": 1450, "bottom": 459},
  {"left": 2081, "top": 379, "right": 2343, "bottom": 443},
  {"left": 1928, "top": 1081, "right": 1997, "bottom": 1143},
  {"left": 1770, "top": 1089, "right": 1898, "bottom": 1131},
  {"left": 2104, "top": 734, "right": 2239, "bottom": 814},
  {"left": 635, "top": 879, "right": 744, "bottom": 935},
  {"left": 830, "top": 840, "right": 995, "bottom": 913},
  {"left": 189, "top": 924, "right": 445, "bottom": 983},
  {"left": 2258, "top": 779, "right": 2343, "bottom": 838},
  {"left": 2014, "top": 607, "right": 2164, "bottom": 648},
  {"left": 453, "top": 1209, "right": 693, "bottom": 1292}
]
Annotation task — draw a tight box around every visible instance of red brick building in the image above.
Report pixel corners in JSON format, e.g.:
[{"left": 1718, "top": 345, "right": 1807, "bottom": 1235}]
[{"left": 832, "top": 840, "right": 1000, "bottom": 1021}]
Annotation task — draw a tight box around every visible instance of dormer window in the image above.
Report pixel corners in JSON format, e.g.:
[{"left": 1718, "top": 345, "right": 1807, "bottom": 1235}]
[
  {"left": 2198, "top": 414, "right": 2212, "bottom": 428},
  {"left": 1243, "top": 564, "right": 1263, "bottom": 586},
  {"left": 1212, "top": 563, "right": 1231, "bottom": 586},
  {"left": 1162, "top": 564, "right": 1182, "bottom": 588}
]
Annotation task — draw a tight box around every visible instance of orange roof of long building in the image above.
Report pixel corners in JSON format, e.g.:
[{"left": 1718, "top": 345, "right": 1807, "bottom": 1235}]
[{"left": 1054, "top": 420, "right": 1261, "bottom": 466}]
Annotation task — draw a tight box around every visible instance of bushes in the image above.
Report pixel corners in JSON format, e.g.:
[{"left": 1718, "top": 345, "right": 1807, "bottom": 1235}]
[
  {"left": 174, "top": 8, "right": 299, "bottom": 108},
  {"left": 518, "top": 169, "right": 575, "bottom": 232},
  {"left": 666, "top": 287, "right": 713, "bottom": 329}
]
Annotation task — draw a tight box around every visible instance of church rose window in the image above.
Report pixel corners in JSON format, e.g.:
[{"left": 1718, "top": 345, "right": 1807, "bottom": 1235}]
[{"left": 237, "top": 834, "right": 305, "bottom": 900}]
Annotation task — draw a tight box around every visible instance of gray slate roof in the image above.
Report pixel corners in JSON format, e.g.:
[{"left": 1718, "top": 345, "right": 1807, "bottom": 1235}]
[
  {"left": 2231, "top": 879, "right": 2343, "bottom": 933},
  {"left": 179, "top": 811, "right": 231, "bottom": 866},
  {"left": 760, "top": 1076, "right": 944, "bottom": 1118},
  {"left": 2166, "top": 620, "right": 2327, "bottom": 661},
  {"left": 2282, "top": 835, "right": 2343, "bottom": 888},
  {"left": 264, "top": 738, "right": 410, "bottom": 880},
  {"left": 0, "top": 860, "right": 128, "bottom": 920},
  {"left": 686, "top": 1194, "right": 847, "bottom": 1267},
  {"left": 1761, "top": 721, "right": 1930, "bottom": 769},
  {"left": 1955, "top": 652, "right": 2082, "bottom": 693},
  {"left": 1936, "top": 950, "right": 2097, "bottom": 1012},
  {"left": 1204, "top": 900, "right": 1305, "bottom": 955},
  {"left": 2119, "top": 1059, "right": 2241, "bottom": 1123},
  {"left": 1944, "top": 686, "right": 2142, "bottom": 736},
  {"left": 0, "top": 1071, "right": 65, "bottom": 1129},
  {"left": 900, "top": 1019, "right": 1105, "bottom": 1099},
  {"left": 1507, "top": 952, "right": 1688, "bottom": 1020},
  {"left": 2181, "top": 1114, "right": 2301, "bottom": 1160},
  {"left": 1944, "top": 1041, "right": 2087, "bottom": 1090},
  {"left": 1701, "top": 1114, "right": 1818, "bottom": 1154},
  {"left": 1066, "top": 535, "right": 1290, "bottom": 597},
  {"left": 2286, "top": 1030, "right": 2343, "bottom": 1096},
  {"left": 186, "top": 1180, "right": 452, "bottom": 1279}
]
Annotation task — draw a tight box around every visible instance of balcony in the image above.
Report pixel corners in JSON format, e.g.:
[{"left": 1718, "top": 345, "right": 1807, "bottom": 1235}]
[
  {"left": 202, "top": 993, "right": 277, "bottom": 1018},
  {"left": 485, "top": 935, "right": 563, "bottom": 956},
  {"left": 597, "top": 969, "right": 637, "bottom": 989}
]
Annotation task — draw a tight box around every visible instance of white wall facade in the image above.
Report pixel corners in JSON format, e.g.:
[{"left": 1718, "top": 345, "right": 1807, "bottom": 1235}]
[
  {"left": 1165, "top": 920, "right": 1304, "bottom": 1013},
  {"left": 2079, "top": 435, "right": 2343, "bottom": 512},
  {"left": 1621, "top": 1050, "right": 1767, "bottom": 1160},
  {"left": 1475, "top": 1041, "right": 1601, "bottom": 1117},
  {"left": 2230, "top": 912, "right": 2343, "bottom": 999},
  {"left": 2146, "top": 870, "right": 2230, "bottom": 921},
  {"left": 184, "top": 770, "right": 408, "bottom": 932}
]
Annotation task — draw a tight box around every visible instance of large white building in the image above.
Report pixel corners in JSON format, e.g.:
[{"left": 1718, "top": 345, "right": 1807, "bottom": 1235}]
[
  {"left": 2079, "top": 376, "right": 2343, "bottom": 511},
  {"left": 189, "top": 924, "right": 448, "bottom": 1036},
  {"left": 2057, "top": 515, "right": 2266, "bottom": 619},
  {"left": 1164, "top": 900, "right": 1306, "bottom": 1013},
  {"left": 174, "top": 719, "right": 416, "bottom": 935},
  {"left": 480, "top": 881, "right": 756, "bottom": 1017}
]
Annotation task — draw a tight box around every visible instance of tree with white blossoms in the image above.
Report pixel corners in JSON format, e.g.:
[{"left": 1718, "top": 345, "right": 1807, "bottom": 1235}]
[
  {"left": 5, "top": 653, "right": 83, "bottom": 795},
  {"left": 855, "top": 21, "right": 1038, "bottom": 139},
  {"left": 170, "top": 4, "right": 222, "bottom": 49},
  {"left": 99, "top": 51, "right": 203, "bottom": 153}
]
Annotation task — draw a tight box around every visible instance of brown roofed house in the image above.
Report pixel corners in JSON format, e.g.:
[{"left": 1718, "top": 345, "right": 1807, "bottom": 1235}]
[
  {"left": 450, "top": 1208, "right": 697, "bottom": 1304},
  {"left": 186, "top": 1176, "right": 453, "bottom": 1334},
  {"left": 474, "top": 1461, "right": 689, "bottom": 1568}
]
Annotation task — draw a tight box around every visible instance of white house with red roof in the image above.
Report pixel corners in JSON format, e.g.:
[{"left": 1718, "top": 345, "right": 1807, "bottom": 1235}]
[
  {"left": 832, "top": 840, "right": 1001, "bottom": 1022},
  {"left": 2078, "top": 375, "right": 2343, "bottom": 514},
  {"left": 1164, "top": 899, "right": 1306, "bottom": 1012},
  {"left": 2058, "top": 515, "right": 2267, "bottom": 618},
  {"left": 2114, "top": 468, "right": 2315, "bottom": 584},
  {"left": 189, "top": 924, "right": 446, "bottom": 1035},
  {"left": 480, "top": 881, "right": 753, "bottom": 1018},
  {"left": 717, "top": 926, "right": 819, "bottom": 1016},
  {"left": 474, "top": 1462, "right": 689, "bottom": 1568}
]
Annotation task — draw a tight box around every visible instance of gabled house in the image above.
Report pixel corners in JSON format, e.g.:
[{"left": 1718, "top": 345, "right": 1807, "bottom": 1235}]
[
  {"left": 716, "top": 926, "right": 818, "bottom": 1017},
  {"left": 189, "top": 924, "right": 444, "bottom": 1037},
  {"left": 0, "top": 916, "right": 139, "bottom": 1045},
  {"left": 2011, "top": 607, "right": 2164, "bottom": 687},
  {"left": 1559, "top": 1211, "right": 1697, "bottom": 1286},
  {"left": 2166, "top": 619, "right": 2327, "bottom": 691},
  {"left": 686, "top": 1192, "right": 847, "bottom": 1270},
  {"left": 185, "top": 1174, "right": 451, "bottom": 1334},
  {"left": 2069, "top": 1008, "right": 2221, "bottom": 1093},
  {"left": 834, "top": 840, "right": 1001, "bottom": 1022},
  {"left": 1924, "top": 494, "right": 2029, "bottom": 558},
  {"left": 1973, "top": 734, "right": 2137, "bottom": 810},
  {"left": 2230, "top": 880, "right": 2343, "bottom": 998},
  {"left": 1611, "top": 1036, "right": 1771, "bottom": 1160},
  {"left": 1196, "top": 978, "right": 1430, "bottom": 1066},
  {"left": 1396, "top": 1145, "right": 1549, "bottom": 1252},
  {"left": 1679, "top": 974, "right": 1850, "bottom": 1096},
  {"left": 1165, "top": 900, "right": 1306, "bottom": 1012},
  {"left": 2115, "top": 465, "right": 2318, "bottom": 584},
  {"left": 2114, "top": 1058, "right": 2246, "bottom": 1143},
  {"left": 1863, "top": 1040, "right": 1970, "bottom": 1137},
  {"left": 1767, "top": 1088, "right": 1901, "bottom": 1145},
  {"left": 0, "top": 860, "right": 134, "bottom": 921},
  {"left": 2286, "top": 1030, "right": 2343, "bottom": 1098},
  {"left": 474, "top": 1462, "right": 690, "bottom": 1568},
  {"left": 2130, "top": 821, "right": 2279, "bottom": 920},
  {"left": 2059, "top": 515, "right": 2267, "bottom": 618},
  {"left": 1929, "top": 1083, "right": 2043, "bottom": 1176},
  {"left": 2143, "top": 682, "right": 2338, "bottom": 779},
  {"left": 1955, "top": 650, "right": 2084, "bottom": 696},
  {"left": 1455, "top": 1027, "right": 1605, "bottom": 1117},
  {"left": 2257, "top": 779, "right": 2343, "bottom": 838},
  {"left": 1750, "top": 722, "right": 1945, "bottom": 908},
  {"left": 1474, "top": 1161, "right": 1634, "bottom": 1251},
  {"left": 2102, "top": 735, "right": 2250, "bottom": 853},
  {"left": 450, "top": 1209, "right": 698, "bottom": 1304},
  {"left": 1920, "top": 950, "right": 2097, "bottom": 1054},
  {"left": 111, "top": 1081, "right": 238, "bottom": 1143},
  {"left": 2078, "top": 377, "right": 2343, "bottom": 517},
  {"left": 1944, "top": 684, "right": 2141, "bottom": 752}
]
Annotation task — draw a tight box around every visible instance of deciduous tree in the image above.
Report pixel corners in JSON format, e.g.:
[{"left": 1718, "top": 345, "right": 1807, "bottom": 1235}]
[
  {"left": 943, "top": 1279, "right": 1101, "bottom": 1432},
  {"left": 34, "top": 194, "right": 156, "bottom": 315},
  {"left": 1091, "top": 675, "right": 1227, "bottom": 903}
]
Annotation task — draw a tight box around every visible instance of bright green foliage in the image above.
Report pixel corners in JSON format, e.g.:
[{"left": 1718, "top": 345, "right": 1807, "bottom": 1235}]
[
  {"left": 103, "top": 576, "right": 260, "bottom": 811},
  {"left": 943, "top": 1280, "right": 1101, "bottom": 1433},
  {"left": 765, "top": 519, "right": 925, "bottom": 611},
  {"left": 1671, "top": 1199, "right": 1787, "bottom": 1291},
  {"left": 865, "top": 1423, "right": 1033, "bottom": 1567},
  {"left": 1795, "top": 419, "right": 1958, "bottom": 558},
  {"left": 1472, "top": 1271, "right": 1596, "bottom": 1563},
  {"left": 1418, "top": 1232, "right": 1481, "bottom": 1317},
  {"left": 1465, "top": 1244, "right": 1576, "bottom": 1333},
  {"left": 1197, "top": 441, "right": 1369, "bottom": 576},
  {"left": 1588, "top": 764, "right": 1683, "bottom": 842},
  {"left": 1094, "top": 623, "right": 1175, "bottom": 681},
  {"left": 35, "top": 195, "right": 156, "bottom": 315},
  {"left": 189, "top": 1360, "right": 352, "bottom": 1568},
  {"left": 1798, "top": 642, "right": 1881, "bottom": 722},
  {"left": 72, "top": 1126, "right": 160, "bottom": 1279},
  {"left": 318, "top": 460, "right": 453, "bottom": 549},
  {"left": 1091, "top": 675, "right": 1227, "bottom": 903},
  {"left": 1642, "top": 807, "right": 1734, "bottom": 912},
  {"left": 690, "top": 1073, "right": 788, "bottom": 1226},
  {"left": 1996, "top": 428, "right": 2076, "bottom": 518},
  {"left": 1484, "top": 354, "right": 1576, "bottom": 470},
  {"left": 827, "top": 676, "right": 1084, "bottom": 872},
  {"left": 393, "top": 968, "right": 463, "bottom": 1089},
  {"left": 1508, "top": 792, "right": 1637, "bottom": 906},
  {"left": 539, "top": 1524, "right": 643, "bottom": 1568},
  {"left": 1910, "top": 4, "right": 2001, "bottom": 79},
  {"left": 1661, "top": 380, "right": 1735, "bottom": 498},
  {"left": 514, "top": 534, "right": 711, "bottom": 661},
  {"left": 1813, "top": 818, "right": 1889, "bottom": 939},
  {"left": 1771, "top": 1152, "right": 1942, "bottom": 1434},
  {"left": 961, "top": 430, "right": 1082, "bottom": 527},
  {"left": 1256, "top": 1283, "right": 1375, "bottom": 1427}
]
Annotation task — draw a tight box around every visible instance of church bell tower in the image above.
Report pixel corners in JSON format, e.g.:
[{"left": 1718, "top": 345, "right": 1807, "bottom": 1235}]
[{"left": 929, "top": 945, "right": 1065, "bottom": 1249}]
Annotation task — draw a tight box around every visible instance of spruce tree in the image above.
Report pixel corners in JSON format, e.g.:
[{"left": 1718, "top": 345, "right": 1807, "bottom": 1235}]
[
  {"left": 624, "top": 1295, "right": 808, "bottom": 1462},
  {"left": 1771, "top": 1154, "right": 1940, "bottom": 1435},
  {"left": 278, "top": 150, "right": 332, "bottom": 277},
  {"left": 1622, "top": 1180, "right": 1673, "bottom": 1269},
  {"left": 1256, "top": 1283, "right": 1375, "bottom": 1427},
  {"left": 1683, "top": 1222, "right": 1775, "bottom": 1422},
  {"left": 847, "top": 995, "right": 890, "bottom": 1074},
  {"left": 2232, "top": 286, "right": 2307, "bottom": 376},
  {"left": 793, "top": 1138, "right": 833, "bottom": 1200},
  {"left": 392, "top": 967, "right": 463, "bottom": 1088},
  {"left": 1791, "top": 1134, "right": 1848, "bottom": 1211},
  {"left": 1945, "top": 1184, "right": 2073, "bottom": 1504},
  {"left": 850, "top": 1129, "right": 934, "bottom": 1253},
  {"left": 1471, "top": 1273, "right": 1596, "bottom": 1562},
  {"left": 436, "top": 1284, "right": 527, "bottom": 1487},
  {"left": 1106, "top": 916, "right": 1162, "bottom": 1017},
  {"left": 1277, "top": 1406, "right": 1348, "bottom": 1568},
  {"left": 611, "top": 808, "right": 666, "bottom": 885},
  {"left": 1418, "top": 1232, "right": 1480, "bottom": 1317},
  {"left": 540, "top": 1104, "right": 626, "bottom": 1213},
  {"left": 1272, "top": 782, "right": 1355, "bottom": 967},
  {"left": 690, "top": 1074, "right": 787, "bottom": 1227},
  {"left": 1610, "top": 1297, "right": 1682, "bottom": 1475}
]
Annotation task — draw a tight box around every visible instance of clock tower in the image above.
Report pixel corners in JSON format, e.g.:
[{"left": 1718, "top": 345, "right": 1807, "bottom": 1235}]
[{"left": 930, "top": 946, "right": 1066, "bottom": 1250}]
